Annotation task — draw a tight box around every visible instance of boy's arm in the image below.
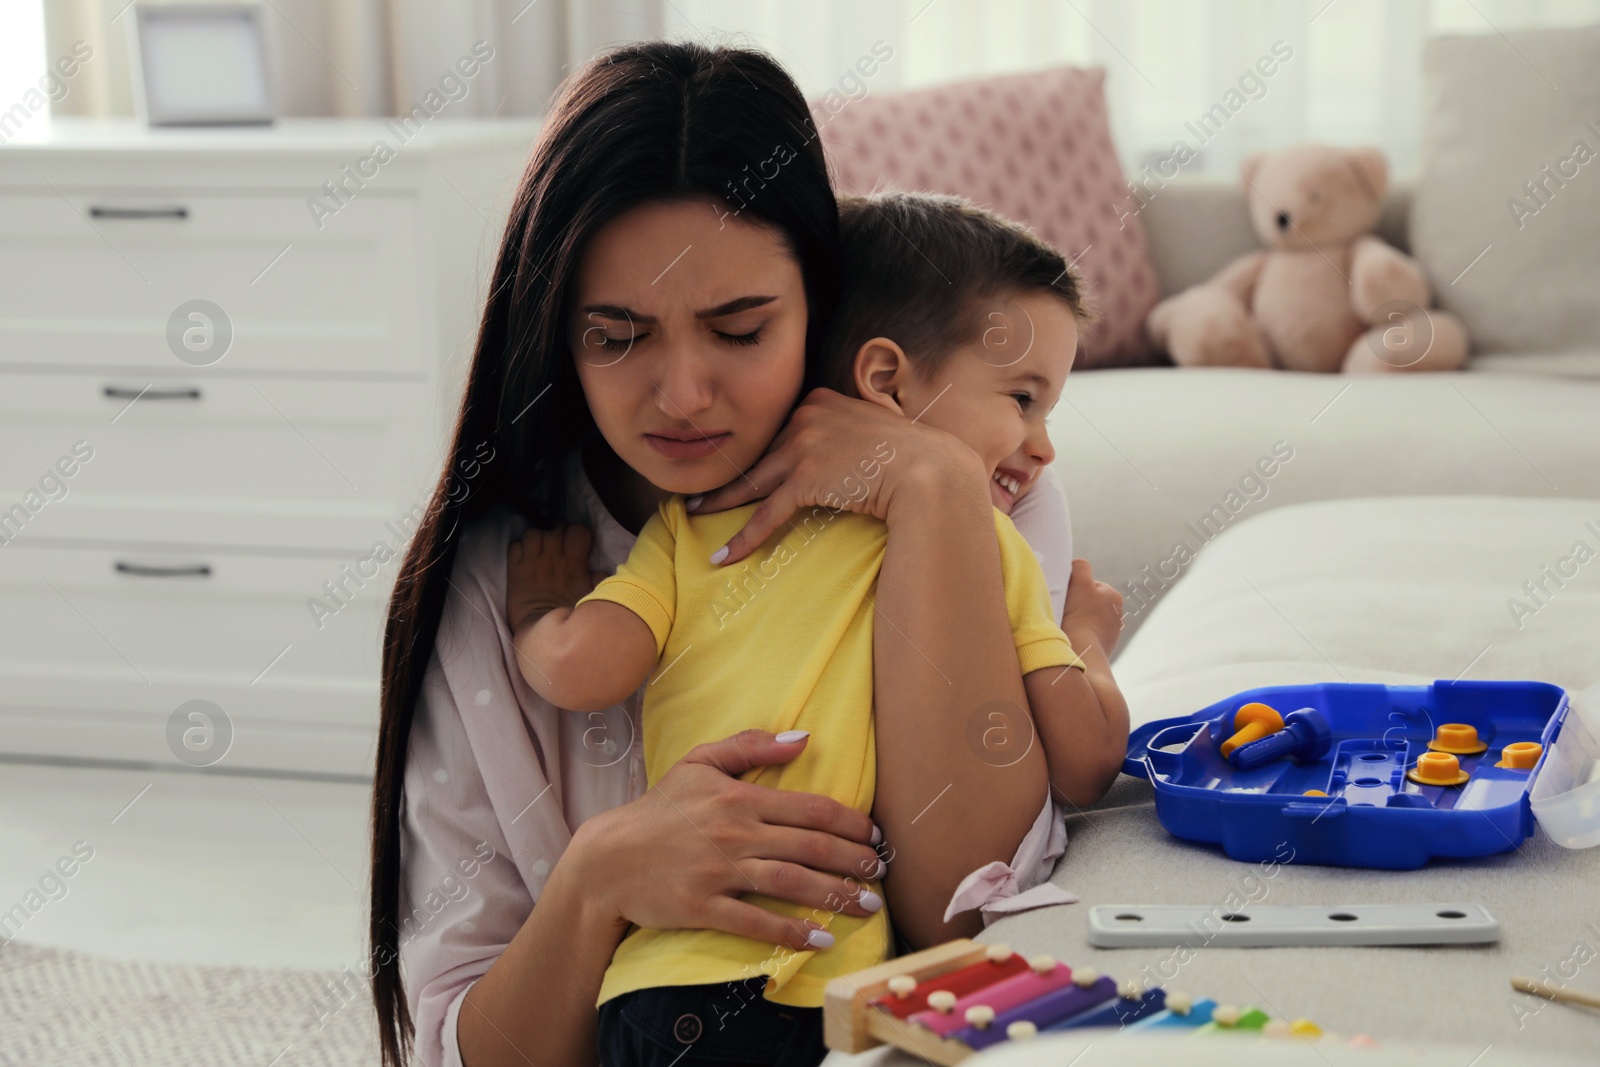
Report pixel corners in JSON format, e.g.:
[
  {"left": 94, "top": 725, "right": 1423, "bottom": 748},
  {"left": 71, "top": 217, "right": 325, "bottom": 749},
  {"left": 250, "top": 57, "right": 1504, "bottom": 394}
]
[
  {"left": 507, "top": 525, "right": 658, "bottom": 713},
  {"left": 1024, "top": 559, "right": 1130, "bottom": 809},
  {"left": 514, "top": 601, "right": 658, "bottom": 713},
  {"left": 872, "top": 456, "right": 1052, "bottom": 947}
]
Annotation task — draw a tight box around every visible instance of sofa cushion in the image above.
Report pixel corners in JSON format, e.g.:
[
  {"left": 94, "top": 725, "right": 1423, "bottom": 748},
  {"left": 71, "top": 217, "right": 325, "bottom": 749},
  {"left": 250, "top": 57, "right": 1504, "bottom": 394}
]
[
  {"left": 1047, "top": 367, "right": 1600, "bottom": 642},
  {"left": 1140, "top": 177, "right": 1412, "bottom": 297},
  {"left": 1411, "top": 25, "right": 1600, "bottom": 354},
  {"left": 814, "top": 67, "right": 1162, "bottom": 368},
  {"left": 1470, "top": 349, "right": 1600, "bottom": 379},
  {"left": 1114, "top": 496, "right": 1600, "bottom": 721}
]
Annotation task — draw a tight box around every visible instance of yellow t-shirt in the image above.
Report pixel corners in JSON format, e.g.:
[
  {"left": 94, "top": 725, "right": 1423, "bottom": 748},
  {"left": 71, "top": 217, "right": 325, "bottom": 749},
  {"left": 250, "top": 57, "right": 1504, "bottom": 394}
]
[{"left": 579, "top": 495, "right": 1083, "bottom": 1009}]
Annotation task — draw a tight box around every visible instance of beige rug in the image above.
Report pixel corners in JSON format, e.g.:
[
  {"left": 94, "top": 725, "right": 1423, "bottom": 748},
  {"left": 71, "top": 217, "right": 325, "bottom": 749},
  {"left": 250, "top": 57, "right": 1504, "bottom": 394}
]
[{"left": 0, "top": 941, "right": 377, "bottom": 1066}]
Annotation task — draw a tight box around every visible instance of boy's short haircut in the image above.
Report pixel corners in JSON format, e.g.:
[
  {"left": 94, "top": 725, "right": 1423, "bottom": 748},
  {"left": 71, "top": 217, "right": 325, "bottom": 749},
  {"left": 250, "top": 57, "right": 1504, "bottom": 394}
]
[{"left": 821, "top": 192, "right": 1092, "bottom": 393}]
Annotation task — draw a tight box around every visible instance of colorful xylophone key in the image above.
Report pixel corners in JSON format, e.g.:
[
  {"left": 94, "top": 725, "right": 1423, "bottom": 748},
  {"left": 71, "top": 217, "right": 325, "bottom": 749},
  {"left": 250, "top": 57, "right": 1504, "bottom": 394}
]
[
  {"left": 1126, "top": 991, "right": 1216, "bottom": 1029},
  {"left": 1196, "top": 1004, "right": 1271, "bottom": 1033},
  {"left": 872, "top": 942, "right": 1030, "bottom": 1019},
  {"left": 946, "top": 966, "right": 1118, "bottom": 1051},
  {"left": 908, "top": 955, "right": 1074, "bottom": 1038},
  {"left": 1040, "top": 981, "right": 1168, "bottom": 1032},
  {"left": 823, "top": 939, "right": 1327, "bottom": 1065}
]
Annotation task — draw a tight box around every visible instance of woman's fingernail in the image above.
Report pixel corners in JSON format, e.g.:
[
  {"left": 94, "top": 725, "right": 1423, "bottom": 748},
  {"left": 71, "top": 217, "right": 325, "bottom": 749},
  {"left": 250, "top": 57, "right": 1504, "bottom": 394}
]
[
  {"left": 870, "top": 822, "right": 883, "bottom": 846},
  {"left": 805, "top": 928, "right": 835, "bottom": 949},
  {"left": 858, "top": 889, "right": 883, "bottom": 913},
  {"left": 774, "top": 730, "right": 809, "bottom": 744},
  {"left": 687, "top": 495, "right": 703, "bottom": 512},
  {"left": 872, "top": 858, "right": 888, "bottom": 879},
  {"left": 709, "top": 545, "right": 729, "bottom": 564}
]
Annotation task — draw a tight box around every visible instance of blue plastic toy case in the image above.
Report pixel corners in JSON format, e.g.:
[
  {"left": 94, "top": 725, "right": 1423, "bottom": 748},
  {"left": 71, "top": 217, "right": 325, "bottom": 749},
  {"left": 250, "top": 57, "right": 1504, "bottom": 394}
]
[{"left": 1122, "top": 680, "right": 1570, "bottom": 869}]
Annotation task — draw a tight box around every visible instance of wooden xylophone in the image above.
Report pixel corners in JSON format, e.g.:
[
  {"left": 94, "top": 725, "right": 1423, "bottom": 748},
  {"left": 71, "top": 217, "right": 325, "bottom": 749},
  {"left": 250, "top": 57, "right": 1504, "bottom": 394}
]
[{"left": 822, "top": 939, "right": 1332, "bottom": 1064}]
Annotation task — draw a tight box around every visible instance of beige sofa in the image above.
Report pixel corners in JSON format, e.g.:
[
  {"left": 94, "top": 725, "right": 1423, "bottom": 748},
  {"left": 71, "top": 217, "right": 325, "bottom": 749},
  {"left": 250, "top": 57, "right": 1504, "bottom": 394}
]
[
  {"left": 1059, "top": 21, "right": 1600, "bottom": 641},
  {"left": 1053, "top": 178, "right": 1600, "bottom": 643}
]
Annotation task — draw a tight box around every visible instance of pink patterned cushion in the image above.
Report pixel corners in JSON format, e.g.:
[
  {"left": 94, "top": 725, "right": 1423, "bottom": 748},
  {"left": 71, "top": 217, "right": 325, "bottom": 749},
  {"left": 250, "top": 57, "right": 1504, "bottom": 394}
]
[{"left": 813, "top": 67, "right": 1161, "bottom": 367}]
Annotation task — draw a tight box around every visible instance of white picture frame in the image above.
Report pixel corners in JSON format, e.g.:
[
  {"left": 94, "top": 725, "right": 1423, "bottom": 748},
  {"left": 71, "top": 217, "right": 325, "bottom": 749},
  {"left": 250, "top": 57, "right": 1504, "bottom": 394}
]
[{"left": 131, "top": 3, "right": 276, "bottom": 127}]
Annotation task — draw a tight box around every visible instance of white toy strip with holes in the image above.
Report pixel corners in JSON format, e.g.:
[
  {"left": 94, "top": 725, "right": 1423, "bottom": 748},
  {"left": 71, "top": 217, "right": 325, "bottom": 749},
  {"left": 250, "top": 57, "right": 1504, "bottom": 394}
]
[{"left": 1088, "top": 903, "right": 1499, "bottom": 947}]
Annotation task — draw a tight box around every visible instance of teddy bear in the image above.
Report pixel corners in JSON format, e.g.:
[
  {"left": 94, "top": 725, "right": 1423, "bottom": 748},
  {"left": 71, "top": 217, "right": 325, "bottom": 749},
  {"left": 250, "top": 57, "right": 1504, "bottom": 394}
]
[{"left": 1146, "top": 144, "right": 1468, "bottom": 373}]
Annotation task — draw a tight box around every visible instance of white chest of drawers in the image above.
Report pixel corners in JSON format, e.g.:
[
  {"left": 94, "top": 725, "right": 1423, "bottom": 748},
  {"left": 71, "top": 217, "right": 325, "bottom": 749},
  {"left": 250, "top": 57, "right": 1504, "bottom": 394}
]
[{"left": 0, "top": 119, "right": 536, "bottom": 775}]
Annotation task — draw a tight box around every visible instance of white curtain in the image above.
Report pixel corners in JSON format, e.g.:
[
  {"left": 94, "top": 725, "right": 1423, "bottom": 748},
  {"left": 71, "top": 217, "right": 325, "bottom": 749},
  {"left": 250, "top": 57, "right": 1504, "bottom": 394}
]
[
  {"left": 662, "top": 0, "right": 1600, "bottom": 178},
  {"left": 45, "top": 0, "right": 1600, "bottom": 178}
]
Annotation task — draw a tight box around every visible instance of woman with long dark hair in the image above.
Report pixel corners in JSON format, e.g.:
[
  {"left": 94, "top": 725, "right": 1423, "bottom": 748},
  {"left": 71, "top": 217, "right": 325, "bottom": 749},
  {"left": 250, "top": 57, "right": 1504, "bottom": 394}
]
[{"left": 372, "top": 41, "right": 1064, "bottom": 1067}]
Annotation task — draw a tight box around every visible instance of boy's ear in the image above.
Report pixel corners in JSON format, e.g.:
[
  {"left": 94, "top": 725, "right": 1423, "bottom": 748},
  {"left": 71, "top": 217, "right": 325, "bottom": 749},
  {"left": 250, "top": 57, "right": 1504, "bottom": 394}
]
[{"left": 853, "top": 337, "right": 911, "bottom": 414}]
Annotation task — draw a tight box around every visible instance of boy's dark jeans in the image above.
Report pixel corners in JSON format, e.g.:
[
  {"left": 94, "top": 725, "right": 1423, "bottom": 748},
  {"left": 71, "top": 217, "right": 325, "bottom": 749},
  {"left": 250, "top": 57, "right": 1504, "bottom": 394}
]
[{"left": 597, "top": 982, "right": 827, "bottom": 1067}]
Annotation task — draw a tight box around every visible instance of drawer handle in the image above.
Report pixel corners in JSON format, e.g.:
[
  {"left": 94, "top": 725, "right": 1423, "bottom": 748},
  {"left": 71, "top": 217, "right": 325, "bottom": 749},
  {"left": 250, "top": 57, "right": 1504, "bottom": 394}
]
[
  {"left": 103, "top": 385, "right": 201, "bottom": 401},
  {"left": 89, "top": 205, "right": 189, "bottom": 220},
  {"left": 114, "top": 561, "right": 212, "bottom": 578}
]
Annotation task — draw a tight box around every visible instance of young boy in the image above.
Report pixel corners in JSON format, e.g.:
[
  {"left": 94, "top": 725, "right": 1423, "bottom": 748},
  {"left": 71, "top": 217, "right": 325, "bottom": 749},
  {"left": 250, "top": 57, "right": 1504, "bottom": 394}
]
[
  {"left": 821, "top": 194, "right": 1129, "bottom": 806},
  {"left": 508, "top": 192, "right": 1128, "bottom": 1062},
  {"left": 824, "top": 192, "right": 1114, "bottom": 653}
]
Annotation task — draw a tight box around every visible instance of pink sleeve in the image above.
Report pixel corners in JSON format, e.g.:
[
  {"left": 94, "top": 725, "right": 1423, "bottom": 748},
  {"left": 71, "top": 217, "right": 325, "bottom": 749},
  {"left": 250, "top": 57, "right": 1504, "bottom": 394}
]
[
  {"left": 943, "top": 796, "right": 1078, "bottom": 924},
  {"left": 398, "top": 512, "right": 644, "bottom": 1067},
  {"left": 1007, "top": 463, "right": 1073, "bottom": 624}
]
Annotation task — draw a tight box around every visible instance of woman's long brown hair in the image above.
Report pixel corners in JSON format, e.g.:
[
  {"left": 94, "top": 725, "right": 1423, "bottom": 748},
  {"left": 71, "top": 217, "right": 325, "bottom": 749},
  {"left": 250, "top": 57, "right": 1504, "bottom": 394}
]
[{"left": 369, "top": 40, "right": 840, "bottom": 1066}]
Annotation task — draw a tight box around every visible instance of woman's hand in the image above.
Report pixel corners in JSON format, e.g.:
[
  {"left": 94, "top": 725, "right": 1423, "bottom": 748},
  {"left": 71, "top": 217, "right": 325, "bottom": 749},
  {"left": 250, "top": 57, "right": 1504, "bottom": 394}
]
[
  {"left": 571, "top": 728, "right": 887, "bottom": 951},
  {"left": 506, "top": 524, "right": 606, "bottom": 634},
  {"left": 687, "top": 387, "right": 985, "bottom": 566},
  {"left": 460, "top": 729, "right": 882, "bottom": 1067}
]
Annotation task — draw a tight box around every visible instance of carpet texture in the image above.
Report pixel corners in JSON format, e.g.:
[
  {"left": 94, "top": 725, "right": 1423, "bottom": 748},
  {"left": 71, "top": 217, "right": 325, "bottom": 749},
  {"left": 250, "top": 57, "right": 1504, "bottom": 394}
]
[{"left": 0, "top": 941, "right": 376, "bottom": 1066}]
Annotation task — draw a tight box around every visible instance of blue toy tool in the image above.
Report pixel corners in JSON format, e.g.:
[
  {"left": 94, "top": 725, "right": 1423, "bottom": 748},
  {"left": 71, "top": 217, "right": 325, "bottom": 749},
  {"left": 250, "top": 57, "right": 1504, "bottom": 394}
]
[
  {"left": 1123, "top": 680, "right": 1569, "bottom": 869},
  {"left": 1229, "top": 707, "right": 1332, "bottom": 770}
]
